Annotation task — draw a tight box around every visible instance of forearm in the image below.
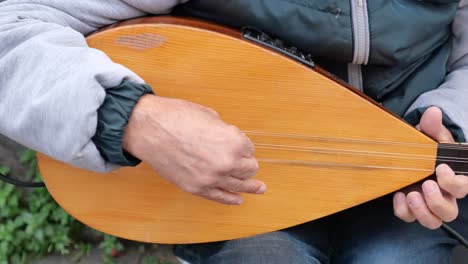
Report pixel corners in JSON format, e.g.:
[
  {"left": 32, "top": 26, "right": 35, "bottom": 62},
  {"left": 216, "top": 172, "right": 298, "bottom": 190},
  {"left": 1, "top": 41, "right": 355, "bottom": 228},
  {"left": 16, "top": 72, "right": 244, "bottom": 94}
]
[{"left": 0, "top": 0, "right": 184, "bottom": 171}]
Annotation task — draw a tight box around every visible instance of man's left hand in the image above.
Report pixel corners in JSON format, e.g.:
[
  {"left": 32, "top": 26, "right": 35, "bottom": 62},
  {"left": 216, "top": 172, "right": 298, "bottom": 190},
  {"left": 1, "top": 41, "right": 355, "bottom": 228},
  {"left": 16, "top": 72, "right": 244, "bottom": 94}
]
[{"left": 393, "top": 106, "right": 468, "bottom": 229}]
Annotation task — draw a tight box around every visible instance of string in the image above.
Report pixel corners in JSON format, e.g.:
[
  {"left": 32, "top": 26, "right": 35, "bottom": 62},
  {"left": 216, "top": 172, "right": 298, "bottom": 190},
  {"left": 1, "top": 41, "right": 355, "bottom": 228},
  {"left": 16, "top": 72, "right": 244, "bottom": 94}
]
[
  {"left": 242, "top": 130, "right": 468, "bottom": 174},
  {"left": 254, "top": 143, "right": 468, "bottom": 163},
  {"left": 244, "top": 130, "right": 468, "bottom": 150},
  {"left": 257, "top": 158, "right": 468, "bottom": 175}
]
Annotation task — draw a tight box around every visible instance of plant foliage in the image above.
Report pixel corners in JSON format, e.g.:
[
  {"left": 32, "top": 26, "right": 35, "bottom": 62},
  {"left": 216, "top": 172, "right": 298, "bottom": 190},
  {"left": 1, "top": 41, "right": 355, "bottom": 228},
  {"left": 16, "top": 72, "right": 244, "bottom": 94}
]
[{"left": 0, "top": 150, "right": 125, "bottom": 263}]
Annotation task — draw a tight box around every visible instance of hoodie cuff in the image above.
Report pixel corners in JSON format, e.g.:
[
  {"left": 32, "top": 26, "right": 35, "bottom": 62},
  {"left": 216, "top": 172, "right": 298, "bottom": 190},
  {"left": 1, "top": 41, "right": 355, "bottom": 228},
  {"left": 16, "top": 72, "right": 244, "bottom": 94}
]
[
  {"left": 404, "top": 107, "right": 466, "bottom": 143},
  {"left": 92, "top": 80, "right": 154, "bottom": 166}
]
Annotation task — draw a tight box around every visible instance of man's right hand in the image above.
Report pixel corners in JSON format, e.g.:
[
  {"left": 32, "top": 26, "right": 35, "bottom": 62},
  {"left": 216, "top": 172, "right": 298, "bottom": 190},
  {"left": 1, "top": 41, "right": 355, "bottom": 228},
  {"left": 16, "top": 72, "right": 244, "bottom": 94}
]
[{"left": 123, "top": 94, "right": 266, "bottom": 205}]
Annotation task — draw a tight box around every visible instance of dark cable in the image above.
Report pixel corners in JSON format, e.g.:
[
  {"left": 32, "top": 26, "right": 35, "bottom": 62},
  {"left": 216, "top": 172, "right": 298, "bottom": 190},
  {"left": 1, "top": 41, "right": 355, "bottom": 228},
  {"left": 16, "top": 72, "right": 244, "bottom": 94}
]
[
  {"left": 0, "top": 171, "right": 45, "bottom": 188},
  {"left": 441, "top": 223, "right": 468, "bottom": 248}
]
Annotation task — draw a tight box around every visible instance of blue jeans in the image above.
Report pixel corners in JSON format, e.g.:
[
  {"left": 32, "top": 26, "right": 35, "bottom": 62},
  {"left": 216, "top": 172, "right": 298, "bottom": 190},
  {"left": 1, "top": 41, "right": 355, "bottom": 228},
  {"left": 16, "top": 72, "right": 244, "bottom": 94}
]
[{"left": 174, "top": 195, "right": 468, "bottom": 264}]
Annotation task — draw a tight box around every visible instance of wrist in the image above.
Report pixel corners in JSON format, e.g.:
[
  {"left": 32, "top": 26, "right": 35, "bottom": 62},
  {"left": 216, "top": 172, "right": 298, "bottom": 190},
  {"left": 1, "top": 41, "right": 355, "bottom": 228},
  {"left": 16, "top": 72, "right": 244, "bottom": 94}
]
[
  {"left": 122, "top": 93, "right": 157, "bottom": 156},
  {"left": 92, "top": 81, "right": 154, "bottom": 166}
]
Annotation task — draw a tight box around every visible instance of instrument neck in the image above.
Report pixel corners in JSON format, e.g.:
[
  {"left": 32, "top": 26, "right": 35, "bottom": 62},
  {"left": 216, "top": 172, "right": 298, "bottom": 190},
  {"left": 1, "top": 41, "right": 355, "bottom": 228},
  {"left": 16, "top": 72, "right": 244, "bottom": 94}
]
[{"left": 436, "top": 143, "right": 468, "bottom": 174}]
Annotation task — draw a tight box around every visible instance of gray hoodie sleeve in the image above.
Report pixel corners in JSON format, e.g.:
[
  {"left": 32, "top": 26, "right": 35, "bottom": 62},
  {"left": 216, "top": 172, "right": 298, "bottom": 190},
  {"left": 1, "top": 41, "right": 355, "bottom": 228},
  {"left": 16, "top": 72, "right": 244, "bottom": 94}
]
[
  {"left": 0, "top": 0, "right": 186, "bottom": 172},
  {"left": 405, "top": 0, "right": 468, "bottom": 141}
]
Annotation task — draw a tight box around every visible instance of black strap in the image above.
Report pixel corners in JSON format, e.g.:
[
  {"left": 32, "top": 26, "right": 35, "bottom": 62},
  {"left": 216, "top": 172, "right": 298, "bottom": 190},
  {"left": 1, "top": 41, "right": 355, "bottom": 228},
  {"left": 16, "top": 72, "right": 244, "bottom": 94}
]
[
  {"left": 442, "top": 223, "right": 468, "bottom": 248},
  {"left": 0, "top": 172, "right": 45, "bottom": 188}
]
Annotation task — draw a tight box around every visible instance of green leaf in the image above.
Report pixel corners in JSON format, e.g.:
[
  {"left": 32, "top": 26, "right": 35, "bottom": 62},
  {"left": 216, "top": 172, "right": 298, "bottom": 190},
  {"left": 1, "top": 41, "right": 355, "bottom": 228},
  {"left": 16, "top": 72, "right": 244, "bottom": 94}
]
[
  {"left": 0, "top": 166, "right": 10, "bottom": 175},
  {"left": 19, "top": 150, "right": 36, "bottom": 164},
  {"left": 0, "top": 149, "right": 138, "bottom": 262}
]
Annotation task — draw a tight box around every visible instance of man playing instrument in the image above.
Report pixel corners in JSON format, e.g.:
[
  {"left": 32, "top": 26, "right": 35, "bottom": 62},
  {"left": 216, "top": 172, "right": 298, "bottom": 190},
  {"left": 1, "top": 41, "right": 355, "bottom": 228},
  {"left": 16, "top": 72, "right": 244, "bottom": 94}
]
[{"left": 0, "top": 0, "right": 467, "bottom": 263}]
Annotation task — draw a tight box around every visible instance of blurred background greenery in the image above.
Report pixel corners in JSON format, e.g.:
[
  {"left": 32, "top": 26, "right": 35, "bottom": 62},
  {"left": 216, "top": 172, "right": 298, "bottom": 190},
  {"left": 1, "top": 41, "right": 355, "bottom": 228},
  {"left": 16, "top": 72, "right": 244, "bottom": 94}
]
[{"left": 0, "top": 135, "right": 177, "bottom": 264}]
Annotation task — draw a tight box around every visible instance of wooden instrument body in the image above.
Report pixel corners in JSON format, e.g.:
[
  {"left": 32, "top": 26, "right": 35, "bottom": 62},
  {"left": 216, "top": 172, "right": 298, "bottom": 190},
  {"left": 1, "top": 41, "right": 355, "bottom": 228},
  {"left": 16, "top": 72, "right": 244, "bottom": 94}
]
[{"left": 37, "top": 17, "right": 437, "bottom": 244}]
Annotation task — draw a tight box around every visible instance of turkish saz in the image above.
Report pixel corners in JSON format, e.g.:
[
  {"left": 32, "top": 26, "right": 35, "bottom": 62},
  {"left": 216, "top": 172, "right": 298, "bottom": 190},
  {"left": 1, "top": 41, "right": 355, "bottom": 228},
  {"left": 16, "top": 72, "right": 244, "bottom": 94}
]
[{"left": 37, "top": 16, "right": 468, "bottom": 244}]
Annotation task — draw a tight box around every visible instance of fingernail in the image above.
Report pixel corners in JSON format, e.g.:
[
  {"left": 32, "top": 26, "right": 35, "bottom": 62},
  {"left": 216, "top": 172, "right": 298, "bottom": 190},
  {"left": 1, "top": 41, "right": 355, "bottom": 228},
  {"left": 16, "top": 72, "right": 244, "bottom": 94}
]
[
  {"left": 423, "top": 181, "right": 437, "bottom": 194},
  {"left": 408, "top": 194, "right": 422, "bottom": 208},
  {"left": 256, "top": 184, "right": 266, "bottom": 194}
]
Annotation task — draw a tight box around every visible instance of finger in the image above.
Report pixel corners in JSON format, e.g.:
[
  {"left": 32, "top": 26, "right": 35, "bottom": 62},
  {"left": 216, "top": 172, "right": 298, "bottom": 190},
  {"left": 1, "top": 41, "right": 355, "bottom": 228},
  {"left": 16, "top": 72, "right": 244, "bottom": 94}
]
[
  {"left": 230, "top": 157, "right": 259, "bottom": 180},
  {"left": 218, "top": 176, "right": 266, "bottom": 194},
  {"left": 436, "top": 164, "right": 468, "bottom": 199},
  {"left": 201, "top": 188, "right": 243, "bottom": 205},
  {"left": 407, "top": 191, "right": 443, "bottom": 229},
  {"left": 200, "top": 105, "right": 220, "bottom": 118},
  {"left": 422, "top": 180, "right": 458, "bottom": 222},
  {"left": 419, "top": 106, "right": 454, "bottom": 143},
  {"left": 238, "top": 132, "right": 255, "bottom": 157},
  {"left": 393, "top": 192, "right": 416, "bottom": 222},
  {"left": 227, "top": 125, "right": 255, "bottom": 157}
]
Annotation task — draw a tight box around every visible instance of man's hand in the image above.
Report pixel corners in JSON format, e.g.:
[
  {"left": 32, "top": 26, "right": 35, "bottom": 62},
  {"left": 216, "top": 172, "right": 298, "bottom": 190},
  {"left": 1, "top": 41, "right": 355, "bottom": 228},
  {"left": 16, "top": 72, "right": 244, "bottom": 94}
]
[
  {"left": 123, "top": 94, "right": 266, "bottom": 205},
  {"left": 393, "top": 106, "right": 468, "bottom": 229}
]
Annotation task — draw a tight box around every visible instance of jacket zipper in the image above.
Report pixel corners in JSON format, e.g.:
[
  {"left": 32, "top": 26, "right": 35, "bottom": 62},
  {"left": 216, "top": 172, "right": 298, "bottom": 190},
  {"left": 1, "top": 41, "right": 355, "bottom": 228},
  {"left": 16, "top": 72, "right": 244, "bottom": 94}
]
[{"left": 348, "top": 0, "right": 370, "bottom": 91}]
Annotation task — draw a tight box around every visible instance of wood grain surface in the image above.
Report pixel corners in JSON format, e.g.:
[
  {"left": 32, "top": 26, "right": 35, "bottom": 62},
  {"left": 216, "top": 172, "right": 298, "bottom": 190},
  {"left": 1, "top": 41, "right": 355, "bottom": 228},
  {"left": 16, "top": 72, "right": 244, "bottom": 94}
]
[{"left": 38, "top": 17, "right": 437, "bottom": 244}]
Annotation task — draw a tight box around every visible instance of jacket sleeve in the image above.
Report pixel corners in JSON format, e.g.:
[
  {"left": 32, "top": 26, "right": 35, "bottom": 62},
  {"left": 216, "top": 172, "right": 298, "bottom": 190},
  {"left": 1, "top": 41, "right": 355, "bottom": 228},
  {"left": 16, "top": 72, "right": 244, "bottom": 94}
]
[
  {"left": 404, "top": 0, "right": 468, "bottom": 142},
  {"left": 0, "top": 0, "right": 186, "bottom": 172}
]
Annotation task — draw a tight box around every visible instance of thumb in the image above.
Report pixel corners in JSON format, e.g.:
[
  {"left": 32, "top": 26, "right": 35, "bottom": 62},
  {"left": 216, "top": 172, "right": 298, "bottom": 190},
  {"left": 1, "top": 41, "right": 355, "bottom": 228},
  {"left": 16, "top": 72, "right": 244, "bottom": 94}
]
[{"left": 419, "top": 106, "right": 454, "bottom": 143}]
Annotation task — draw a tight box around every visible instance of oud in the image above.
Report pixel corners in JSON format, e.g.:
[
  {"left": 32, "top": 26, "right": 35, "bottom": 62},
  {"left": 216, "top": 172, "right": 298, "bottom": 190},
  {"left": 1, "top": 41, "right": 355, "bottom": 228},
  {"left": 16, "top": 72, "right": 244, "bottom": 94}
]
[{"left": 37, "top": 17, "right": 468, "bottom": 244}]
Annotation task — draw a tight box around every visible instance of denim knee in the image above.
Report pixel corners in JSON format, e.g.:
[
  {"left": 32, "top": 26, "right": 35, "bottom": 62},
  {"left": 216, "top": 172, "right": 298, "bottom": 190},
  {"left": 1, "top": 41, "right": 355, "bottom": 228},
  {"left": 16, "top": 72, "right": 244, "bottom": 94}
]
[{"left": 174, "top": 230, "right": 328, "bottom": 264}]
